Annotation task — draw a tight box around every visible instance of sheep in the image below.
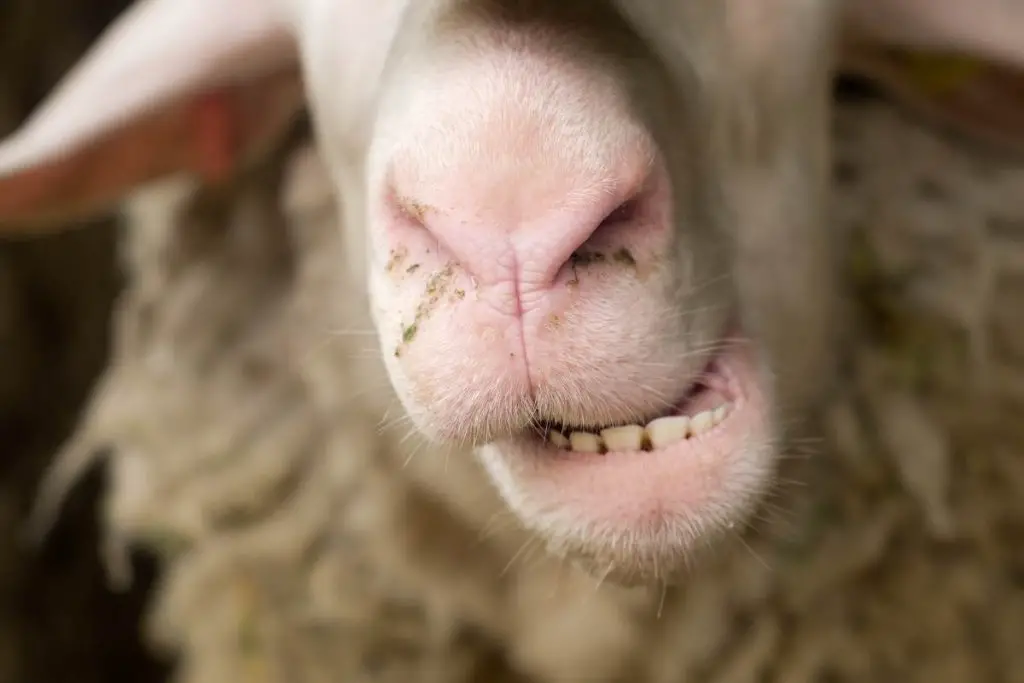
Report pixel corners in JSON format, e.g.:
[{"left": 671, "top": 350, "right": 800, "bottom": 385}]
[{"left": 1, "top": 1, "right": 1023, "bottom": 681}]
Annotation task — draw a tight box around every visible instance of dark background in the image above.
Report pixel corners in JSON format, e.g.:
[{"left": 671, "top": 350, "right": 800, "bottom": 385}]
[{"left": 0, "top": 1, "right": 167, "bottom": 681}]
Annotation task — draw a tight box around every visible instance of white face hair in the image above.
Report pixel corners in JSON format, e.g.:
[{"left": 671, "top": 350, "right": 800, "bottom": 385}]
[
  {"left": 329, "top": 1, "right": 840, "bottom": 582},
  {"left": 0, "top": 0, "right": 1018, "bottom": 584}
]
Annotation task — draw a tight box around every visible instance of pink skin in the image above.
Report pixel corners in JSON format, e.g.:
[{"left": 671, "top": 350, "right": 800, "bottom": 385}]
[
  {"left": 356, "top": 24, "right": 750, "bottom": 576},
  {"left": 366, "top": 47, "right": 729, "bottom": 435}
]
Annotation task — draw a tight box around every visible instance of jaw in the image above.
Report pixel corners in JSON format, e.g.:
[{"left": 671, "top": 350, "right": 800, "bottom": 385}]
[{"left": 475, "top": 334, "right": 779, "bottom": 585}]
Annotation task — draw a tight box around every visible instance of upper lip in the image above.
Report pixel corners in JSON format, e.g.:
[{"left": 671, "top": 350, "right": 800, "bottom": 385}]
[{"left": 529, "top": 352, "right": 721, "bottom": 435}]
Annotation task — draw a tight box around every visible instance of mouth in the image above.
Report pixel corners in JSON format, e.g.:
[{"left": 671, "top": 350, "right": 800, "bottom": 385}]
[
  {"left": 483, "top": 328, "right": 773, "bottom": 574},
  {"left": 536, "top": 352, "right": 738, "bottom": 455}
]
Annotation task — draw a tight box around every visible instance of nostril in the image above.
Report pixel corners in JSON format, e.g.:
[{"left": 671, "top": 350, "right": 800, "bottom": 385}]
[
  {"left": 385, "top": 187, "right": 461, "bottom": 258},
  {"left": 596, "top": 198, "right": 639, "bottom": 232},
  {"left": 390, "top": 191, "right": 431, "bottom": 233},
  {"left": 381, "top": 159, "right": 663, "bottom": 289},
  {"left": 383, "top": 184, "right": 499, "bottom": 283},
  {"left": 577, "top": 195, "right": 644, "bottom": 258}
]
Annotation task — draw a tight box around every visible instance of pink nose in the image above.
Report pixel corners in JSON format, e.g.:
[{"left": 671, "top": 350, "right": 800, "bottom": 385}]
[{"left": 386, "top": 182, "right": 646, "bottom": 289}]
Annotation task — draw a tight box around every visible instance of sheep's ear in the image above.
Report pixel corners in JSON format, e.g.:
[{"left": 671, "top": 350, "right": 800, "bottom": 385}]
[
  {"left": 838, "top": 0, "right": 1024, "bottom": 158},
  {"left": 0, "top": 0, "right": 304, "bottom": 233},
  {"left": 841, "top": 0, "right": 1024, "bottom": 70}
]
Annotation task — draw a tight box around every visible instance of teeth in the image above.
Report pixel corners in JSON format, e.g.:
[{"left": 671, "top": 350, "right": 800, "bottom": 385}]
[
  {"left": 646, "top": 416, "right": 691, "bottom": 449},
  {"left": 689, "top": 410, "right": 714, "bottom": 437},
  {"left": 600, "top": 425, "right": 645, "bottom": 452},
  {"left": 549, "top": 431, "right": 570, "bottom": 449},
  {"left": 569, "top": 431, "right": 602, "bottom": 453},
  {"left": 548, "top": 402, "right": 734, "bottom": 454}
]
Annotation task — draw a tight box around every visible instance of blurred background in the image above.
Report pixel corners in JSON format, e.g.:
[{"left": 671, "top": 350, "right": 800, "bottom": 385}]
[{"left": 0, "top": 1, "right": 167, "bottom": 681}]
